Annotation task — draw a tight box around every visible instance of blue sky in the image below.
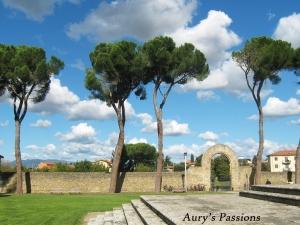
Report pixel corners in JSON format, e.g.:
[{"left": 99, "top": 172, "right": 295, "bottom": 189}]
[{"left": 0, "top": 0, "right": 299, "bottom": 162}]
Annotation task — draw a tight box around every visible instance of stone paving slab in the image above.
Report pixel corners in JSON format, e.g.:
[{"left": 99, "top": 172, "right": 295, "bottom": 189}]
[
  {"left": 253, "top": 184, "right": 300, "bottom": 190},
  {"left": 251, "top": 184, "right": 300, "bottom": 196},
  {"left": 141, "top": 194, "right": 300, "bottom": 225},
  {"left": 84, "top": 212, "right": 104, "bottom": 225},
  {"left": 240, "top": 190, "right": 300, "bottom": 206},
  {"left": 103, "top": 211, "right": 113, "bottom": 225},
  {"left": 131, "top": 199, "right": 167, "bottom": 225},
  {"left": 122, "top": 203, "right": 144, "bottom": 225},
  {"left": 113, "top": 208, "right": 127, "bottom": 225}
]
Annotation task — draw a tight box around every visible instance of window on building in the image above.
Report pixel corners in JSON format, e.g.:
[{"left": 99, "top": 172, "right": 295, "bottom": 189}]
[
  {"left": 275, "top": 164, "right": 278, "bottom": 168},
  {"left": 275, "top": 157, "right": 278, "bottom": 161}
]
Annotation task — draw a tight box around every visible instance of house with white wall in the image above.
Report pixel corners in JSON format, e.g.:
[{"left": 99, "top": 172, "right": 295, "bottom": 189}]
[{"left": 268, "top": 150, "right": 296, "bottom": 172}]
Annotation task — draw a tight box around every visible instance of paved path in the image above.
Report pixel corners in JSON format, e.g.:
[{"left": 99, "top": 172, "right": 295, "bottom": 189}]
[
  {"left": 141, "top": 194, "right": 300, "bottom": 225},
  {"left": 86, "top": 193, "right": 300, "bottom": 225}
]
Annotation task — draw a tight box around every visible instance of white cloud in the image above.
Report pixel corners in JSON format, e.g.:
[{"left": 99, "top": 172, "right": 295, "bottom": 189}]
[
  {"left": 290, "top": 119, "right": 300, "bottom": 125},
  {"left": 66, "top": 99, "right": 115, "bottom": 120},
  {"left": 67, "top": 0, "right": 197, "bottom": 41},
  {"left": 137, "top": 113, "right": 190, "bottom": 136},
  {"left": 128, "top": 137, "right": 148, "bottom": 144},
  {"left": 263, "top": 97, "right": 300, "bottom": 117},
  {"left": 0, "top": 120, "right": 9, "bottom": 127},
  {"left": 105, "top": 132, "right": 119, "bottom": 146},
  {"left": 29, "top": 77, "right": 135, "bottom": 121},
  {"left": 248, "top": 97, "right": 300, "bottom": 119},
  {"left": 225, "top": 138, "right": 295, "bottom": 158},
  {"left": 0, "top": 139, "right": 4, "bottom": 145},
  {"left": 274, "top": 13, "right": 300, "bottom": 48},
  {"left": 67, "top": 5, "right": 248, "bottom": 99},
  {"left": 267, "top": 12, "right": 276, "bottom": 21},
  {"left": 163, "top": 120, "right": 190, "bottom": 136},
  {"left": 26, "top": 144, "right": 56, "bottom": 155},
  {"left": 247, "top": 114, "right": 258, "bottom": 121},
  {"left": 30, "top": 119, "right": 52, "bottom": 128},
  {"left": 55, "top": 123, "right": 96, "bottom": 143},
  {"left": 0, "top": 91, "right": 10, "bottom": 103},
  {"left": 70, "top": 59, "right": 85, "bottom": 71},
  {"left": 1, "top": 0, "right": 82, "bottom": 22},
  {"left": 58, "top": 142, "right": 114, "bottom": 161},
  {"left": 297, "top": 89, "right": 300, "bottom": 95},
  {"left": 165, "top": 144, "right": 193, "bottom": 155},
  {"left": 164, "top": 137, "right": 296, "bottom": 162},
  {"left": 164, "top": 142, "right": 216, "bottom": 162},
  {"left": 198, "top": 131, "right": 219, "bottom": 141},
  {"left": 171, "top": 10, "right": 276, "bottom": 100},
  {"left": 137, "top": 113, "right": 153, "bottom": 126},
  {"left": 180, "top": 59, "right": 260, "bottom": 99},
  {"left": 24, "top": 131, "right": 118, "bottom": 161},
  {"left": 29, "top": 77, "right": 79, "bottom": 115},
  {"left": 196, "top": 90, "right": 218, "bottom": 101},
  {"left": 171, "top": 10, "right": 241, "bottom": 67}
]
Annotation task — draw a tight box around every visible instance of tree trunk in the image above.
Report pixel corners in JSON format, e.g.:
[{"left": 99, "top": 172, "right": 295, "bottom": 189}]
[
  {"left": 15, "top": 119, "right": 23, "bottom": 194},
  {"left": 109, "top": 113, "right": 125, "bottom": 193},
  {"left": 155, "top": 112, "right": 164, "bottom": 192},
  {"left": 295, "top": 138, "right": 300, "bottom": 184},
  {"left": 153, "top": 85, "right": 164, "bottom": 192},
  {"left": 255, "top": 109, "right": 264, "bottom": 185}
]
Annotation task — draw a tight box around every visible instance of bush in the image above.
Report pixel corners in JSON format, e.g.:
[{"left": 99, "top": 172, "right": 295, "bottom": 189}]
[
  {"left": 188, "top": 184, "right": 205, "bottom": 191},
  {"left": 163, "top": 185, "right": 174, "bottom": 192},
  {"left": 92, "top": 164, "right": 109, "bottom": 172},
  {"left": 135, "top": 163, "right": 154, "bottom": 172},
  {"left": 37, "top": 167, "right": 49, "bottom": 172},
  {"left": 173, "top": 163, "right": 185, "bottom": 172},
  {"left": 50, "top": 163, "right": 74, "bottom": 172}
]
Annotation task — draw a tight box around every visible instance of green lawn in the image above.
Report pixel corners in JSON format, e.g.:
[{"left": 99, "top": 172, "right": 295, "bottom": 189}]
[
  {"left": 0, "top": 193, "right": 143, "bottom": 225},
  {"left": 0, "top": 192, "right": 226, "bottom": 225}
]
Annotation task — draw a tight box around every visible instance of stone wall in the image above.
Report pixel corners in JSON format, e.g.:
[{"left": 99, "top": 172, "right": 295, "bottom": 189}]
[
  {"left": 23, "top": 172, "right": 185, "bottom": 193},
  {"left": 261, "top": 171, "right": 295, "bottom": 184},
  {"left": 238, "top": 166, "right": 252, "bottom": 190},
  {"left": 18, "top": 169, "right": 297, "bottom": 193}
]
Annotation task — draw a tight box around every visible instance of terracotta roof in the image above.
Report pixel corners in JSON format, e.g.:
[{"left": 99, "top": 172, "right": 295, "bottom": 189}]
[{"left": 269, "top": 150, "right": 296, "bottom": 156}]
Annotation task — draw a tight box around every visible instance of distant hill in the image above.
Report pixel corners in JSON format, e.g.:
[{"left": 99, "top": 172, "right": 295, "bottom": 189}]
[{"left": 10, "top": 159, "right": 69, "bottom": 168}]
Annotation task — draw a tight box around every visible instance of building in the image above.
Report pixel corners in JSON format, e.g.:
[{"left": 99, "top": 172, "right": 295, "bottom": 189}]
[
  {"left": 37, "top": 162, "right": 56, "bottom": 170},
  {"left": 164, "top": 163, "right": 174, "bottom": 172},
  {"left": 238, "top": 158, "right": 252, "bottom": 166},
  {"left": 268, "top": 150, "right": 296, "bottom": 172},
  {"left": 0, "top": 155, "right": 3, "bottom": 167},
  {"left": 186, "top": 160, "right": 195, "bottom": 167},
  {"left": 93, "top": 160, "right": 112, "bottom": 169}
]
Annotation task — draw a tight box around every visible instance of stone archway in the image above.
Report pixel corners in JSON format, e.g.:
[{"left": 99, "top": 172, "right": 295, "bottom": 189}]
[{"left": 201, "top": 144, "right": 239, "bottom": 191}]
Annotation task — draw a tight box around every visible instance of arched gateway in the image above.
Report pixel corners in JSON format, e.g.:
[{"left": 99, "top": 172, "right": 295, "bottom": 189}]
[{"left": 201, "top": 144, "right": 239, "bottom": 191}]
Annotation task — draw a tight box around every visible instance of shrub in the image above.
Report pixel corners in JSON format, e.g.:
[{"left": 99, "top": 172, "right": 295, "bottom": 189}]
[
  {"left": 188, "top": 184, "right": 205, "bottom": 191},
  {"left": 173, "top": 163, "right": 185, "bottom": 172},
  {"left": 163, "top": 185, "right": 174, "bottom": 192},
  {"left": 135, "top": 163, "right": 154, "bottom": 172}
]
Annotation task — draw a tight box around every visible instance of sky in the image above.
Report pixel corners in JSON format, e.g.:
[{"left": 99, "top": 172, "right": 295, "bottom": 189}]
[{"left": 0, "top": 0, "right": 299, "bottom": 163}]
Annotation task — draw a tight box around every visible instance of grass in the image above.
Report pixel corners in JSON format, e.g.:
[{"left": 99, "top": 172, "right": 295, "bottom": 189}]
[
  {"left": 0, "top": 192, "right": 225, "bottom": 225},
  {"left": 0, "top": 193, "right": 142, "bottom": 225}
]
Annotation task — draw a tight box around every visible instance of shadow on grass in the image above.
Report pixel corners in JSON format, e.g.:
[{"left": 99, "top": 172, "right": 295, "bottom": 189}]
[{"left": 0, "top": 193, "right": 11, "bottom": 197}]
